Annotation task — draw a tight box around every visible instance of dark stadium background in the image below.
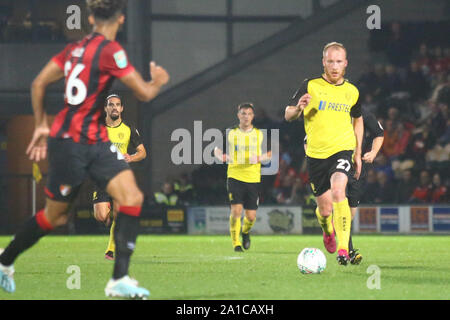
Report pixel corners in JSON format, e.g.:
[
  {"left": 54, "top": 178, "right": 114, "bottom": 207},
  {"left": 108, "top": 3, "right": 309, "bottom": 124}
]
[{"left": 0, "top": 0, "right": 448, "bottom": 234}]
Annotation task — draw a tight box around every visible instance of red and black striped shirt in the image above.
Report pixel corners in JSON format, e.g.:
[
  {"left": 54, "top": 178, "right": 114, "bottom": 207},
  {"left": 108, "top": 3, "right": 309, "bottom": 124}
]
[{"left": 50, "top": 32, "right": 135, "bottom": 144}]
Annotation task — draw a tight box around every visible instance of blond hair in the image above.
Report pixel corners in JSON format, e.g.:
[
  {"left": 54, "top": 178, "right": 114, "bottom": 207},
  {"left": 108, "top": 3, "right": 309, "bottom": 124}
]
[{"left": 322, "top": 42, "right": 347, "bottom": 58}]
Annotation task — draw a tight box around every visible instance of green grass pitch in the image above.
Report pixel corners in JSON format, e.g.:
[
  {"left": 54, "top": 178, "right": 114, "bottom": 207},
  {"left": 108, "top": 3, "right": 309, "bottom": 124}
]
[{"left": 0, "top": 235, "right": 449, "bottom": 300}]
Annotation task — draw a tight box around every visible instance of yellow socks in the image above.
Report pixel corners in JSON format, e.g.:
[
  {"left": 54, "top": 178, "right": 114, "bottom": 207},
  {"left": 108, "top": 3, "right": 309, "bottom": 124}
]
[
  {"left": 315, "top": 207, "right": 334, "bottom": 236},
  {"left": 105, "top": 219, "right": 116, "bottom": 254},
  {"left": 333, "top": 198, "right": 352, "bottom": 252},
  {"left": 242, "top": 216, "right": 255, "bottom": 234},
  {"left": 229, "top": 215, "right": 242, "bottom": 248}
]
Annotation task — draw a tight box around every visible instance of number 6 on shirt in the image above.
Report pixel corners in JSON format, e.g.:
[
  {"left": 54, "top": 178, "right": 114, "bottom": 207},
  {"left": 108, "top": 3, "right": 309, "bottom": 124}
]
[{"left": 64, "top": 61, "right": 87, "bottom": 105}]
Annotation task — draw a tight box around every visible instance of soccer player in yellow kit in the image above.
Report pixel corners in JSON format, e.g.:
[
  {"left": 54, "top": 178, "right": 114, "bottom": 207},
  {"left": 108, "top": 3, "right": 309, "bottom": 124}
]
[
  {"left": 93, "top": 94, "right": 146, "bottom": 260},
  {"left": 214, "top": 103, "right": 272, "bottom": 252},
  {"left": 285, "top": 42, "right": 364, "bottom": 265}
]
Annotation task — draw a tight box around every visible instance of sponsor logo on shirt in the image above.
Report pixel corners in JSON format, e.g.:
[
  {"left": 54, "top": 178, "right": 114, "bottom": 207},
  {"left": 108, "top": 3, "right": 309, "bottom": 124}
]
[{"left": 113, "top": 50, "right": 128, "bottom": 69}]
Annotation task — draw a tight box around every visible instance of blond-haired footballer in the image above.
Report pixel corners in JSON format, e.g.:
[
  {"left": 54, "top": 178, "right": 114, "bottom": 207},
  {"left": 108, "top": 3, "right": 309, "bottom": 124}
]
[{"left": 285, "top": 42, "right": 364, "bottom": 265}]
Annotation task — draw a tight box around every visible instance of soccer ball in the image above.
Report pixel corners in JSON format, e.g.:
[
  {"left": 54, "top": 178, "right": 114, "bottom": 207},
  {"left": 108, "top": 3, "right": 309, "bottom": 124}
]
[{"left": 297, "top": 248, "right": 326, "bottom": 274}]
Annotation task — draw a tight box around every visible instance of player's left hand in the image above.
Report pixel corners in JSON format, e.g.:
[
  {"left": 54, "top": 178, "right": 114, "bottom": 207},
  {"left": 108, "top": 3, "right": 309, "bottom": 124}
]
[
  {"left": 354, "top": 153, "right": 362, "bottom": 180},
  {"left": 362, "top": 151, "right": 376, "bottom": 163},
  {"left": 26, "top": 125, "right": 50, "bottom": 162},
  {"left": 249, "top": 155, "right": 259, "bottom": 164},
  {"left": 124, "top": 153, "right": 132, "bottom": 163}
]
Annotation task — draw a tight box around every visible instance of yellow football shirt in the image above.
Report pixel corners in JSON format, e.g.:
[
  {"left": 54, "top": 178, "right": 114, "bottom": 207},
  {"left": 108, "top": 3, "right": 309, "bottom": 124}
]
[
  {"left": 292, "top": 77, "right": 361, "bottom": 159},
  {"left": 226, "top": 127, "right": 263, "bottom": 183},
  {"left": 106, "top": 121, "right": 142, "bottom": 155}
]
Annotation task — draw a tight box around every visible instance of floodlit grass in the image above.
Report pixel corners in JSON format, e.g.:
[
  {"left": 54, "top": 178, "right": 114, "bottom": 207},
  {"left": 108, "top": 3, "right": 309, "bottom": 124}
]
[{"left": 0, "top": 235, "right": 449, "bottom": 300}]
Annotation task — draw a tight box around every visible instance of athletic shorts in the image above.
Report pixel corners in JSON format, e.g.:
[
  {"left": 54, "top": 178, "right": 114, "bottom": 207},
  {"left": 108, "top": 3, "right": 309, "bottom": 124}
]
[
  {"left": 45, "top": 137, "right": 129, "bottom": 202},
  {"left": 226, "top": 178, "right": 260, "bottom": 210},
  {"left": 93, "top": 189, "right": 112, "bottom": 204},
  {"left": 347, "top": 164, "right": 368, "bottom": 208},
  {"left": 306, "top": 150, "right": 354, "bottom": 197}
]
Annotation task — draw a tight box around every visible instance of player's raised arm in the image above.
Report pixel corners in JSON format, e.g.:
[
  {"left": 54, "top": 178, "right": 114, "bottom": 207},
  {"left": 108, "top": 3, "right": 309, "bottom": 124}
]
[
  {"left": 119, "top": 61, "right": 169, "bottom": 102},
  {"left": 27, "top": 59, "right": 65, "bottom": 161},
  {"left": 362, "top": 114, "right": 384, "bottom": 163},
  {"left": 285, "top": 93, "right": 311, "bottom": 121}
]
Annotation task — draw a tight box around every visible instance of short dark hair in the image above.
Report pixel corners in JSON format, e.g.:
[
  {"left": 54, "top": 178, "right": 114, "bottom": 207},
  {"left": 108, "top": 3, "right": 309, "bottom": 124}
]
[
  {"left": 105, "top": 93, "right": 122, "bottom": 106},
  {"left": 237, "top": 102, "right": 255, "bottom": 112},
  {"left": 86, "top": 0, "right": 127, "bottom": 21}
]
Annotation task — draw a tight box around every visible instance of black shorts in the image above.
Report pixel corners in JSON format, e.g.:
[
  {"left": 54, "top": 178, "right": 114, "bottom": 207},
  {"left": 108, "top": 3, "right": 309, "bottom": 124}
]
[
  {"left": 46, "top": 137, "right": 129, "bottom": 202},
  {"left": 93, "top": 189, "right": 112, "bottom": 204},
  {"left": 347, "top": 163, "right": 369, "bottom": 208},
  {"left": 226, "top": 178, "right": 260, "bottom": 210},
  {"left": 306, "top": 150, "right": 354, "bottom": 197}
]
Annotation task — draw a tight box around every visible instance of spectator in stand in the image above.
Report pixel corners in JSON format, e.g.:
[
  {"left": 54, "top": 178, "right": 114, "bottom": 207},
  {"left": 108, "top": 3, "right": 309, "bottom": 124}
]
[
  {"left": 395, "top": 169, "right": 416, "bottom": 203},
  {"left": 437, "top": 118, "right": 450, "bottom": 145},
  {"left": 374, "top": 171, "right": 395, "bottom": 204},
  {"left": 413, "top": 43, "right": 432, "bottom": 76},
  {"left": 430, "top": 73, "right": 450, "bottom": 105},
  {"left": 360, "top": 169, "right": 379, "bottom": 204},
  {"left": 273, "top": 154, "right": 296, "bottom": 189},
  {"left": 372, "top": 64, "right": 387, "bottom": 102},
  {"left": 387, "top": 107, "right": 400, "bottom": 124},
  {"left": 385, "top": 22, "right": 411, "bottom": 70},
  {"left": 297, "top": 158, "right": 309, "bottom": 185},
  {"left": 431, "top": 103, "right": 448, "bottom": 138},
  {"left": 361, "top": 93, "right": 379, "bottom": 115},
  {"left": 393, "top": 122, "right": 411, "bottom": 156},
  {"left": 384, "top": 64, "right": 404, "bottom": 95},
  {"left": 174, "top": 173, "right": 195, "bottom": 205},
  {"left": 407, "top": 123, "right": 437, "bottom": 169},
  {"left": 430, "top": 172, "right": 448, "bottom": 203},
  {"left": 274, "top": 170, "right": 296, "bottom": 204},
  {"left": 405, "top": 60, "right": 430, "bottom": 101},
  {"left": 374, "top": 153, "right": 395, "bottom": 180},
  {"left": 154, "top": 181, "right": 179, "bottom": 206},
  {"left": 444, "top": 48, "right": 450, "bottom": 72},
  {"left": 431, "top": 71, "right": 449, "bottom": 95},
  {"left": 382, "top": 119, "right": 399, "bottom": 158},
  {"left": 289, "top": 178, "right": 316, "bottom": 206},
  {"left": 416, "top": 99, "right": 436, "bottom": 125},
  {"left": 253, "top": 107, "right": 277, "bottom": 131},
  {"left": 288, "top": 177, "right": 306, "bottom": 205},
  {"left": 410, "top": 170, "right": 432, "bottom": 203},
  {"left": 273, "top": 154, "right": 297, "bottom": 204},
  {"left": 357, "top": 63, "right": 377, "bottom": 97},
  {"left": 429, "top": 46, "right": 446, "bottom": 75}
]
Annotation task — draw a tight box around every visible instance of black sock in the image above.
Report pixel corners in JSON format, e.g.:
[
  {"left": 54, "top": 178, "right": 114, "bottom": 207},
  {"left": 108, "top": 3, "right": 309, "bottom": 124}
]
[
  {"left": 0, "top": 212, "right": 50, "bottom": 266},
  {"left": 348, "top": 233, "right": 354, "bottom": 252},
  {"left": 113, "top": 210, "right": 140, "bottom": 280}
]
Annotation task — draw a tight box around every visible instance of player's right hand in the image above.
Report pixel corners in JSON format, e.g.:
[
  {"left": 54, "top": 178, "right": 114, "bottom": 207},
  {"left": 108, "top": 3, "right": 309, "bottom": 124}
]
[
  {"left": 150, "top": 61, "right": 170, "bottom": 87},
  {"left": 297, "top": 93, "right": 312, "bottom": 111},
  {"left": 26, "top": 125, "right": 50, "bottom": 162}
]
